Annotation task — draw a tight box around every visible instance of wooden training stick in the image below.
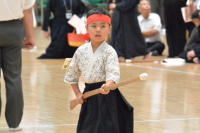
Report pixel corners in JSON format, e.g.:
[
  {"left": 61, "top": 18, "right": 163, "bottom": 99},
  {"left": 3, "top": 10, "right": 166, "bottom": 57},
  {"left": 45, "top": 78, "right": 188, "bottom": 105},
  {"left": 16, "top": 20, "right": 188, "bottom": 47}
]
[{"left": 70, "top": 73, "right": 148, "bottom": 110}]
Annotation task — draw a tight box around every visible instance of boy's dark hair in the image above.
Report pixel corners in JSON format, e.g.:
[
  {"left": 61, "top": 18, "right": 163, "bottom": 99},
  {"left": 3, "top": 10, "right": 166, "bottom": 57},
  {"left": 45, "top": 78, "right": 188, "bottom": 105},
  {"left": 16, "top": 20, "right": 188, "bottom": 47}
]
[
  {"left": 86, "top": 7, "right": 111, "bottom": 18},
  {"left": 191, "top": 10, "right": 200, "bottom": 19}
]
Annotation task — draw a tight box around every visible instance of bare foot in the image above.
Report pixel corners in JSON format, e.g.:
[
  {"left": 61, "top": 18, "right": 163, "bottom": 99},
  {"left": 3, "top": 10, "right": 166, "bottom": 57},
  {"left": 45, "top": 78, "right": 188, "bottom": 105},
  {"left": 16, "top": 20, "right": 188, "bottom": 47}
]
[
  {"left": 143, "top": 52, "right": 152, "bottom": 60},
  {"left": 40, "top": 50, "right": 46, "bottom": 56},
  {"left": 118, "top": 57, "right": 125, "bottom": 62},
  {"left": 193, "top": 57, "right": 200, "bottom": 64}
]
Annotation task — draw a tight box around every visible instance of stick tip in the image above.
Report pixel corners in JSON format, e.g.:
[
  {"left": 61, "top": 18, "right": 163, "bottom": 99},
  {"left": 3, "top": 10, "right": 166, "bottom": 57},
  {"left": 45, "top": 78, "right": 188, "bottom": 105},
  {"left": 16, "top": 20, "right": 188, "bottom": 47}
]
[{"left": 139, "top": 73, "right": 148, "bottom": 80}]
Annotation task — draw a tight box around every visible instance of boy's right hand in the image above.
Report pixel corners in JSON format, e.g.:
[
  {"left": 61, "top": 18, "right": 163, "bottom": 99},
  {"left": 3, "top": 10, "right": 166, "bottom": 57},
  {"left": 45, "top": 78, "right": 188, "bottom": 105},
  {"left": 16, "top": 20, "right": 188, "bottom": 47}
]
[
  {"left": 100, "top": 84, "right": 110, "bottom": 95},
  {"left": 76, "top": 93, "right": 84, "bottom": 104}
]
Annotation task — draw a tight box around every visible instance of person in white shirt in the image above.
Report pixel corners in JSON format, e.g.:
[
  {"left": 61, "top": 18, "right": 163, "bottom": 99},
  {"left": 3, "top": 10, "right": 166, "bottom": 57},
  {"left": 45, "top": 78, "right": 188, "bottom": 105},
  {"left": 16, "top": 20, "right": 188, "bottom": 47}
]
[
  {"left": 138, "top": 0, "right": 165, "bottom": 56},
  {"left": 0, "top": 0, "right": 35, "bottom": 131},
  {"left": 187, "top": 0, "right": 200, "bottom": 9}
]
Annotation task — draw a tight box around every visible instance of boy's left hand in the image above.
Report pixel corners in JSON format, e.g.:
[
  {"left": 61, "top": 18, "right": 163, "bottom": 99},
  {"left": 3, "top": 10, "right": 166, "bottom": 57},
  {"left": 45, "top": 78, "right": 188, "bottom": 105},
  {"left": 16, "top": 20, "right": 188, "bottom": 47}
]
[{"left": 100, "top": 84, "right": 110, "bottom": 95}]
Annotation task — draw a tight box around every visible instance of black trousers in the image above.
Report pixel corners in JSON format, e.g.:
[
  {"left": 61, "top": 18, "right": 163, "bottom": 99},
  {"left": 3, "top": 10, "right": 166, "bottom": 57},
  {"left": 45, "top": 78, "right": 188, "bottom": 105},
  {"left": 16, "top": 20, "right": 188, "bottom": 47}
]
[
  {"left": 0, "top": 20, "right": 24, "bottom": 128},
  {"left": 185, "top": 21, "right": 195, "bottom": 37},
  {"left": 149, "top": 0, "right": 165, "bottom": 27},
  {"left": 164, "top": 5, "right": 186, "bottom": 57},
  {"left": 147, "top": 41, "right": 165, "bottom": 55}
]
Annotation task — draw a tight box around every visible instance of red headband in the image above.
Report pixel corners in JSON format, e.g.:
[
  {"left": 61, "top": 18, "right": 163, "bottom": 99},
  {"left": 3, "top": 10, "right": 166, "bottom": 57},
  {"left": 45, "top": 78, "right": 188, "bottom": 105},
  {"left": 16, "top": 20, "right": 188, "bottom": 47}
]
[{"left": 86, "top": 14, "right": 111, "bottom": 24}]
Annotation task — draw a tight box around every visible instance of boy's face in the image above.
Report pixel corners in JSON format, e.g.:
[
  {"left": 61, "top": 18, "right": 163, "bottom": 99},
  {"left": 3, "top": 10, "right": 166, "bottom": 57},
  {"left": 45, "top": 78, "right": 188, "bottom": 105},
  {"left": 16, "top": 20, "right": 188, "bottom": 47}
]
[
  {"left": 192, "top": 18, "right": 200, "bottom": 27},
  {"left": 86, "top": 21, "right": 111, "bottom": 43}
]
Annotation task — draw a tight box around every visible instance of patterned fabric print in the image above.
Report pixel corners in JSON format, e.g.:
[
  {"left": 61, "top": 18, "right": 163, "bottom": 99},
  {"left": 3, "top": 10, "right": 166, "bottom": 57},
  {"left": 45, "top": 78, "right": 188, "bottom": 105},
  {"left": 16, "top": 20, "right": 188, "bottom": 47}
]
[{"left": 64, "top": 42, "right": 120, "bottom": 84}]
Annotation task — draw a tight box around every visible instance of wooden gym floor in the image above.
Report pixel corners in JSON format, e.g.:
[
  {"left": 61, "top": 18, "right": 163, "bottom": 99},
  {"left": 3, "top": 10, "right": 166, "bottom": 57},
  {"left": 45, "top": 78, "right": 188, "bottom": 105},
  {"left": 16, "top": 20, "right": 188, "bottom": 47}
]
[{"left": 0, "top": 27, "right": 200, "bottom": 133}]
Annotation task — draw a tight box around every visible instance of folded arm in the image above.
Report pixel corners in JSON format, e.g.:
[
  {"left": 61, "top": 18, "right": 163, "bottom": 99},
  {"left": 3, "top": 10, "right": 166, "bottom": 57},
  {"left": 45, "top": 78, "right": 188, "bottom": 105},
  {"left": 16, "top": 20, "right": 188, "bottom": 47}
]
[{"left": 142, "top": 28, "right": 159, "bottom": 38}]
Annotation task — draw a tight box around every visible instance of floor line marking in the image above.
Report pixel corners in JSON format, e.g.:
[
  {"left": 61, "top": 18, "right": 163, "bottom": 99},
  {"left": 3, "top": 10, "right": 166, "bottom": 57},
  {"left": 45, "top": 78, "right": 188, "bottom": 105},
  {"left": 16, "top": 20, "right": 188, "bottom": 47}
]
[
  {"left": 135, "top": 117, "right": 200, "bottom": 122},
  {"left": 122, "top": 64, "right": 200, "bottom": 76},
  {"left": 22, "top": 49, "right": 200, "bottom": 76},
  {"left": 21, "top": 63, "right": 200, "bottom": 76}
]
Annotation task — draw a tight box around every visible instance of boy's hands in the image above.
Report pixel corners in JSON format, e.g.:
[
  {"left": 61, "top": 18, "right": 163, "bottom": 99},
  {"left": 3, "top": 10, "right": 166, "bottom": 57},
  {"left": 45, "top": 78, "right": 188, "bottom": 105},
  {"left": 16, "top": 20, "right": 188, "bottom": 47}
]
[
  {"left": 100, "top": 84, "right": 110, "bottom": 95},
  {"left": 71, "top": 84, "right": 84, "bottom": 104},
  {"left": 76, "top": 92, "right": 84, "bottom": 104}
]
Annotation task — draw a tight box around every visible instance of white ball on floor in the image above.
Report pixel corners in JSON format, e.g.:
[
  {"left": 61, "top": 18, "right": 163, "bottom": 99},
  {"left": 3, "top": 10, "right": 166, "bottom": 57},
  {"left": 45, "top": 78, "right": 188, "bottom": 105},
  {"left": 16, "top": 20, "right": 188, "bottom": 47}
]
[{"left": 125, "top": 59, "right": 132, "bottom": 63}]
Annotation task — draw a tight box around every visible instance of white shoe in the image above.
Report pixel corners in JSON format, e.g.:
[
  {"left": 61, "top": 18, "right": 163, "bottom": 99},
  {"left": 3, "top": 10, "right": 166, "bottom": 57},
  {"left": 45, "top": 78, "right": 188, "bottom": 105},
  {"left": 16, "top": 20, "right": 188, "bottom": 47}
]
[{"left": 9, "top": 127, "right": 22, "bottom": 132}]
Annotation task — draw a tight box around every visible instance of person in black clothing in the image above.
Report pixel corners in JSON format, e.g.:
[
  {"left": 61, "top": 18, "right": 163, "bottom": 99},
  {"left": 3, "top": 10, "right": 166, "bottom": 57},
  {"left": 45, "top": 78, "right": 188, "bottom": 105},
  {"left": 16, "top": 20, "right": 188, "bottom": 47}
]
[
  {"left": 163, "top": 0, "right": 187, "bottom": 57},
  {"left": 179, "top": 10, "right": 200, "bottom": 64},
  {"left": 109, "top": 0, "right": 152, "bottom": 62},
  {"left": 149, "top": 0, "right": 165, "bottom": 27},
  {"left": 38, "top": 0, "right": 85, "bottom": 59}
]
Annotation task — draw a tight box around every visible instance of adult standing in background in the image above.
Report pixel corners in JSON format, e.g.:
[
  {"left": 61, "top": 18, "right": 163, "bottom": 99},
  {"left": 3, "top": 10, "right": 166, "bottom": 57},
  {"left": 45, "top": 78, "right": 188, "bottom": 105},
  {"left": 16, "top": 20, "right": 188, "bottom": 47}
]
[
  {"left": 148, "top": 0, "right": 165, "bottom": 27},
  {"left": 163, "top": 0, "right": 187, "bottom": 57},
  {"left": 0, "top": 0, "right": 35, "bottom": 131},
  {"left": 109, "top": 0, "right": 152, "bottom": 62},
  {"left": 38, "top": 0, "right": 85, "bottom": 59}
]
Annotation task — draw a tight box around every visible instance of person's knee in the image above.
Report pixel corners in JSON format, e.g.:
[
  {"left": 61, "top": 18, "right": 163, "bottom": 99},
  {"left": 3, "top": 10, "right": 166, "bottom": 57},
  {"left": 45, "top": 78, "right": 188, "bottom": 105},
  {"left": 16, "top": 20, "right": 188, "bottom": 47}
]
[
  {"left": 158, "top": 42, "right": 165, "bottom": 55},
  {"left": 160, "top": 42, "right": 165, "bottom": 49}
]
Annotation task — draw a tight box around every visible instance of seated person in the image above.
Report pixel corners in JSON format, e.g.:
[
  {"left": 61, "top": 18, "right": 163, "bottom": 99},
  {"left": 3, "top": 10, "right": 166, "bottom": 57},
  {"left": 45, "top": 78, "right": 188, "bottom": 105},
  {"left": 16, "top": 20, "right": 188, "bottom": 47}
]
[
  {"left": 184, "top": 26, "right": 198, "bottom": 51},
  {"left": 179, "top": 10, "right": 200, "bottom": 64},
  {"left": 138, "top": 0, "right": 165, "bottom": 56},
  {"left": 184, "top": 10, "right": 199, "bottom": 51}
]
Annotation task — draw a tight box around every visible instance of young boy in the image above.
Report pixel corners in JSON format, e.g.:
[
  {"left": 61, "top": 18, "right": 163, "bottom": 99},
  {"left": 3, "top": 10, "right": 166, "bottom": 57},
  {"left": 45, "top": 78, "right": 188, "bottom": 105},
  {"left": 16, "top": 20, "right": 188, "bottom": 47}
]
[
  {"left": 64, "top": 7, "right": 133, "bottom": 133},
  {"left": 179, "top": 10, "right": 200, "bottom": 64}
]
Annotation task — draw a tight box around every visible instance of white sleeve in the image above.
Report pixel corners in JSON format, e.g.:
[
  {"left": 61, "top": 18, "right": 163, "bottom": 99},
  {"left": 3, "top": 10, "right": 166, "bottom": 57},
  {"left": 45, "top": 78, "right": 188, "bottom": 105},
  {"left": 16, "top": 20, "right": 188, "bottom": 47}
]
[
  {"left": 152, "top": 14, "right": 162, "bottom": 32},
  {"left": 24, "top": 0, "right": 35, "bottom": 10},
  {"left": 105, "top": 48, "right": 120, "bottom": 83},
  {"left": 64, "top": 50, "right": 81, "bottom": 84}
]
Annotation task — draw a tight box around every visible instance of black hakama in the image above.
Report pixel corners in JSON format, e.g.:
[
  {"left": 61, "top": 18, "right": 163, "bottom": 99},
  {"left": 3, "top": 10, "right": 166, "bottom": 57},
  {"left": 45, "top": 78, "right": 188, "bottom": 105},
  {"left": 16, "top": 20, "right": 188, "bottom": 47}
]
[
  {"left": 110, "top": 0, "right": 148, "bottom": 59},
  {"left": 77, "top": 82, "right": 133, "bottom": 133}
]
